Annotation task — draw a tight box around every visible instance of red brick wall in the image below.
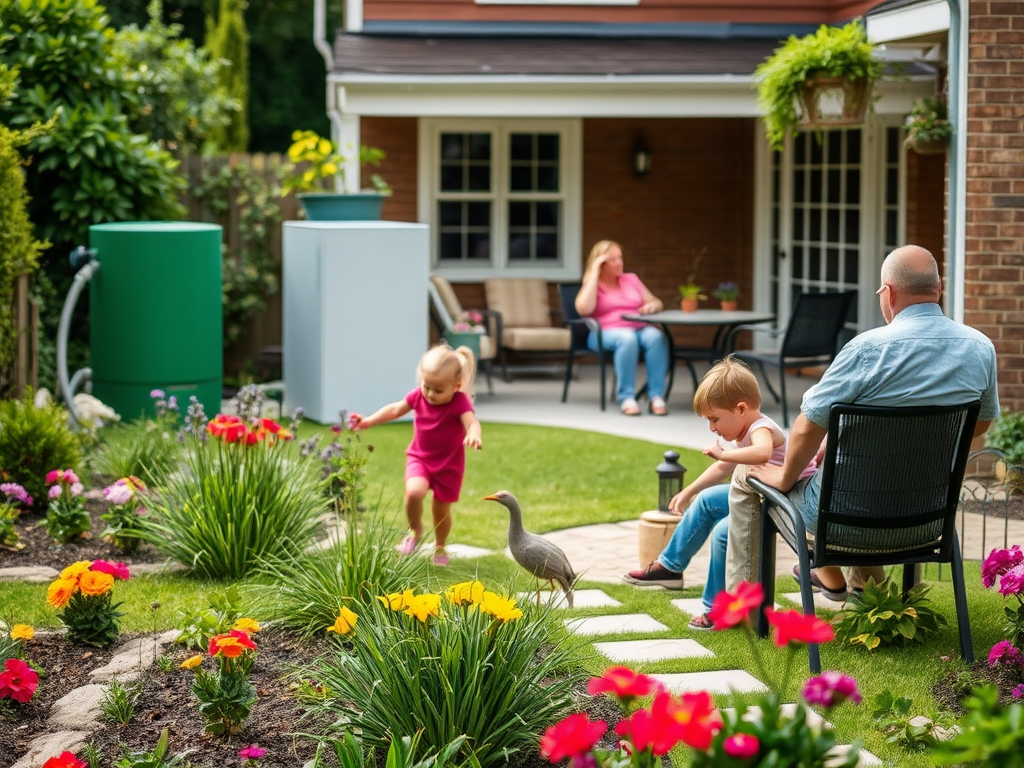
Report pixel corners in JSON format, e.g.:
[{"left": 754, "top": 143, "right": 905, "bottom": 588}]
[
  {"left": 360, "top": 116, "right": 418, "bottom": 222},
  {"left": 964, "top": 1, "right": 1024, "bottom": 411},
  {"left": 904, "top": 150, "right": 947, "bottom": 269}
]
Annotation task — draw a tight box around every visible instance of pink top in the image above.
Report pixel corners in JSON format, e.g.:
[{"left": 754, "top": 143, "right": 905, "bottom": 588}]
[
  {"left": 405, "top": 389, "right": 474, "bottom": 475},
  {"left": 591, "top": 273, "right": 647, "bottom": 330},
  {"left": 737, "top": 415, "right": 817, "bottom": 480}
]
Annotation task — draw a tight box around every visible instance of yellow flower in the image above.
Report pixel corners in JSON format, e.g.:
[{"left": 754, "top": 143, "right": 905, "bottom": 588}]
[
  {"left": 479, "top": 591, "right": 523, "bottom": 623},
  {"left": 233, "top": 617, "right": 262, "bottom": 634},
  {"left": 404, "top": 593, "right": 442, "bottom": 623},
  {"left": 326, "top": 606, "right": 358, "bottom": 635},
  {"left": 59, "top": 560, "right": 93, "bottom": 582},
  {"left": 78, "top": 570, "right": 115, "bottom": 596},
  {"left": 445, "top": 580, "right": 486, "bottom": 606},
  {"left": 180, "top": 654, "right": 203, "bottom": 670},
  {"left": 379, "top": 589, "right": 416, "bottom": 611},
  {"left": 46, "top": 578, "right": 78, "bottom": 609},
  {"left": 10, "top": 624, "right": 34, "bottom": 641}
]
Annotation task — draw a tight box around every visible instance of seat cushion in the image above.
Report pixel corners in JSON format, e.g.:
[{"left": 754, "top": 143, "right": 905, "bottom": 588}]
[
  {"left": 430, "top": 275, "right": 466, "bottom": 319},
  {"left": 502, "top": 327, "right": 570, "bottom": 351},
  {"left": 485, "top": 278, "right": 551, "bottom": 328}
]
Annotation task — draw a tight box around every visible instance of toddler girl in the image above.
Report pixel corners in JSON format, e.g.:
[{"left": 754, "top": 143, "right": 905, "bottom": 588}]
[{"left": 350, "top": 344, "right": 482, "bottom": 565}]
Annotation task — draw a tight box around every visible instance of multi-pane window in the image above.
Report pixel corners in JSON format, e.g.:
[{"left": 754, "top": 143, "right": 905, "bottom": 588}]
[{"left": 426, "top": 120, "right": 579, "bottom": 278}]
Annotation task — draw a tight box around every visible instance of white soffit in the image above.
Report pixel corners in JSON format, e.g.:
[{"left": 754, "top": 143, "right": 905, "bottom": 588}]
[{"left": 867, "top": 0, "right": 950, "bottom": 44}]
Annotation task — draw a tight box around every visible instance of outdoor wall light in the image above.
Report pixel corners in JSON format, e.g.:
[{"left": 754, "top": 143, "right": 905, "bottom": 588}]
[
  {"left": 656, "top": 450, "right": 686, "bottom": 512},
  {"left": 632, "top": 134, "right": 652, "bottom": 177}
]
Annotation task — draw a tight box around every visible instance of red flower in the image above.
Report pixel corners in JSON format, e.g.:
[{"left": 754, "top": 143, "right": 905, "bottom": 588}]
[
  {"left": 92, "top": 559, "right": 130, "bottom": 580},
  {"left": 209, "top": 629, "right": 257, "bottom": 658},
  {"left": 587, "top": 666, "right": 661, "bottom": 700},
  {"left": 540, "top": 713, "right": 608, "bottom": 762},
  {"left": 765, "top": 607, "right": 835, "bottom": 647},
  {"left": 207, "top": 414, "right": 248, "bottom": 443},
  {"left": 0, "top": 658, "right": 40, "bottom": 703},
  {"left": 259, "top": 418, "right": 281, "bottom": 434},
  {"left": 709, "top": 581, "right": 764, "bottom": 630},
  {"left": 615, "top": 690, "right": 721, "bottom": 754},
  {"left": 41, "top": 752, "right": 87, "bottom": 768},
  {"left": 723, "top": 733, "right": 760, "bottom": 758}
]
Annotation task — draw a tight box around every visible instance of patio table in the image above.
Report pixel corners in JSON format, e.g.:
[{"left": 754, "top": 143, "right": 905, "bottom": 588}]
[{"left": 621, "top": 308, "right": 775, "bottom": 402}]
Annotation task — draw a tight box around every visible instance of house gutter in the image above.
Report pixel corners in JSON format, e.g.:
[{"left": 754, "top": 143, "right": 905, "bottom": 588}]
[{"left": 946, "top": 0, "right": 968, "bottom": 322}]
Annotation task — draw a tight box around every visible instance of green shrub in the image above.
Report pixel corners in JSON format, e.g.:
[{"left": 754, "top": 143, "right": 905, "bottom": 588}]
[
  {"left": 140, "top": 436, "right": 326, "bottom": 579},
  {"left": 985, "top": 409, "right": 1024, "bottom": 466},
  {"left": 931, "top": 685, "right": 1024, "bottom": 766},
  {"left": 832, "top": 577, "right": 947, "bottom": 649},
  {"left": 90, "top": 422, "right": 183, "bottom": 488},
  {"left": 307, "top": 586, "right": 584, "bottom": 768},
  {"left": 174, "top": 585, "right": 245, "bottom": 651},
  {"left": 0, "top": 391, "right": 82, "bottom": 509}
]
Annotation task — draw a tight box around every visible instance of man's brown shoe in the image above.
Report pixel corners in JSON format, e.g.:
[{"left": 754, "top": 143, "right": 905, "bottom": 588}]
[{"left": 623, "top": 561, "right": 684, "bottom": 589}]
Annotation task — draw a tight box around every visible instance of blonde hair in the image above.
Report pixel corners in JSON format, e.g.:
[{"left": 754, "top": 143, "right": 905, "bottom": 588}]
[
  {"left": 584, "top": 239, "right": 622, "bottom": 275},
  {"left": 692, "top": 356, "right": 761, "bottom": 414},
  {"left": 418, "top": 343, "right": 477, "bottom": 399}
]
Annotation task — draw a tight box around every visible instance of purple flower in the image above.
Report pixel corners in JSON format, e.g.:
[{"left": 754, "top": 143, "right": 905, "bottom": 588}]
[
  {"left": 238, "top": 745, "right": 266, "bottom": 761},
  {"left": 103, "top": 483, "right": 134, "bottom": 506},
  {"left": 48, "top": 486, "right": 62, "bottom": 499},
  {"left": 802, "top": 670, "right": 862, "bottom": 708},
  {"left": 983, "top": 546, "right": 1023, "bottom": 588},
  {"left": 988, "top": 640, "right": 1022, "bottom": 667},
  {"left": 1013, "top": 685, "right": 1024, "bottom": 699},
  {"left": 999, "top": 563, "right": 1024, "bottom": 597},
  {"left": 1, "top": 483, "right": 32, "bottom": 505},
  {"left": 70, "top": 482, "right": 84, "bottom": 497},
  {"left": 168, "top": 395, "right": 178, "bottom": 410},
  {"left": 150, "top": 389, "right": 165, "bottom": 399}
]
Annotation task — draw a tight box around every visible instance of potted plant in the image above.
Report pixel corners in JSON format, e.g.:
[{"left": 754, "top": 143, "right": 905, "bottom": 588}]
[
  {"left": 904, "top": 96, "right": 952, "bottom": 155},
  {"left": 985, "top": 409, "right": 1024, "bottom": 488},
  {"left": 713, "top": 281, "right": 739, "bottom": 311},
  {"left": 281, "top": 130, "right": 391, "bottom": 221},
  {"left": 755, "top": 21, "right": 883, "bottom": 150},
  {"left": 677, "top": 247, "right": 708, "bottom": 312}
]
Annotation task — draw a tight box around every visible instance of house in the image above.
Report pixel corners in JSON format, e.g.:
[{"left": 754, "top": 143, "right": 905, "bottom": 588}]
[{"left": 323, "top": 0, "right": 1023, "bottom": 410}]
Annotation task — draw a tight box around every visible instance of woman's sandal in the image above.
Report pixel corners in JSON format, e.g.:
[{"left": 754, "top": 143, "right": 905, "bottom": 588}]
[
  {"left": 648, "top": 396, "right": 668, "bottom": 416},
  {"left": 621, "top": 398, "right": 641, "bottom": 416},
  {"left": 689, "top": 612, "right": 714, "bottom": 631}
]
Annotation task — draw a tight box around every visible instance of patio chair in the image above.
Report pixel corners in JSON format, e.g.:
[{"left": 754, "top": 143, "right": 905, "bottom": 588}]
[
  {"left": 729, "top": 291, "right": 856, "bottom": 427},
  {"left": 428, "top": 275, "right": 497, "bottom": 394},
  {"left": 484, "top": 278, "right": 571, "bottom": 381},
  {"left": 557, "top": 282, "right": 613, "bottom": 409},
  {"left": 749, "top": 400, "right": 981, "bottom": 673}
]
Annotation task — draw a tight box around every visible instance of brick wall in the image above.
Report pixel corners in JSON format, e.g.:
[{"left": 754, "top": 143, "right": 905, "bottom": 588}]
[
  {"left": 904, "top": 151, "right": 947, "bottom": 270},
  {"left": 361, "top": 116, "right": 418, "bottom": 223},
  {"left": 965, "top": 2, "right": 1024, "bottom": 411}
]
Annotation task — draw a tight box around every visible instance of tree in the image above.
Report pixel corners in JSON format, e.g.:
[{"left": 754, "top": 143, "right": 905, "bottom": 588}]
[{"left": 205, "top": 0, "right": 250, "bottom": 152}]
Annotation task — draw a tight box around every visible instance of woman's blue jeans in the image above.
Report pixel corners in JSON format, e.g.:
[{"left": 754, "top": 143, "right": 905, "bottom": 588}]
[
  {"left": 587, "top": 325, "right": 669, "bottom": 403},
  {"left": 657, "top": 484, "right": 729, "bottom": 612}
]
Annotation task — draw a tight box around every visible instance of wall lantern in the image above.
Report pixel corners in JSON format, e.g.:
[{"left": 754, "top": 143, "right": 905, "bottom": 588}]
[
  {"left": 656, "top": 450, "right": 686, "bottom": 512},
  {"left": 632, "top": 134, "right": 652, "bottom": 177}
]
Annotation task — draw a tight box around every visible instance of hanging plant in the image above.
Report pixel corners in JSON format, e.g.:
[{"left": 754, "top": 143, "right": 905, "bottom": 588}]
[
  {"left": 904, "top": 95, "right": 952, "bottom": 155},
  {"left": 755, "top": 21, "right": 883, "bottom": 151}
]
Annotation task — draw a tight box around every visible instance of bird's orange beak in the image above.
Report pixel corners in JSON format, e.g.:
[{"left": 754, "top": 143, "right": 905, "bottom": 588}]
[{"left": 483, "top": 494, "right": 499, "bottom": 501}]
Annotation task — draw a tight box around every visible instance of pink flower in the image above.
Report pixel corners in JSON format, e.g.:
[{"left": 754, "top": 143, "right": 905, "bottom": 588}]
[
  {"left": 723, "top": 733, "right": 760, "bottom": 758},
  {"left": 150, "top": 389, "right": 165, "bottom": 399},
  {"left": 103, "top": 482, "right": 134, "bottom": 506},
  {"left": 238, "top": 745, "right": 266, "bottom": 761},
  {"left": 64, "top": 470, "right": 80, "bottom": 485},
  {"left": 92, "top": 560, "right": 131, "bottom": 581},
  {"left": 46, "top": 469, "right": 63, "bottom": 484},
  {"left": 999, "top": 563, "right": 1024, "bottom": 596},
  {"left": 587, "top": 666, "right": 661, "bottom": 701},
  {"left": 0, "top": 657, "right": 40, "bottom": 703},
  {"left": 48, "top": 486, "right": 62, "bottom": 499},
  {"left": 988, "top": 640, "right": 1023, "bottom": 667},
  {"left": 982, "top": 545, "right": 1023, "bottom": 588},
  {"left": 1, "top": 483, "right": 32, "bottom": 505},
  {"left": 1013, "top": 685, "right": 1024, "bottom": 699},
  {"left": 802, "top": 671, "right": 862, "bottom": 708},
  {"left": 70, "top": 483, "right": 84, "bottom": 497}
]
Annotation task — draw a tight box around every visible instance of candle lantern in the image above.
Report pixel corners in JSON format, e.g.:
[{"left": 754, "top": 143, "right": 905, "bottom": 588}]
[{"left": 656, "top": 450, "right": 686, "bottom": 512}]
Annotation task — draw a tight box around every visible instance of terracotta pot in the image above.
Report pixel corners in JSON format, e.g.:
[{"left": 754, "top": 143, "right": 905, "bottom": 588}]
[
  {"left": 680, "top": 298, "right": 699, "bottom": 313},
  {"left": 719, "top": 300, "right": 738, "bottom": 312}
]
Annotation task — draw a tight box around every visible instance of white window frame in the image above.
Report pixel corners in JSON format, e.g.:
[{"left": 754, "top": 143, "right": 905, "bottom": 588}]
[{"left": 418, "top": 117, "right": 583, "bottom": 281}]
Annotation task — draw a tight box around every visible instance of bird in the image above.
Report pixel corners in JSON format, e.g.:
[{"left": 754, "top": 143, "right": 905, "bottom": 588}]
[{"left": 484, "top": 490, "right": 576, "bottom": 608}]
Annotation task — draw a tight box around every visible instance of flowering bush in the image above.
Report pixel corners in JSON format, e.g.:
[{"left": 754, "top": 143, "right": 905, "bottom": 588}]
[
  {"left": 903, "top": 96, "right": 951, "bottom": 149},
  {"left": 100, "top": 476, "right": 148, "bottom": 553},
  {"left": 983, "top": 545, "right": 1024, "bottom": 649},
  {"left": 181, "top": 628, "right": 258, "bottom": 735},
  {"left": 280, "top": 129, "right": 389, "bottom": 195},
  {"left": 44, "top": 469, "right": 90, "bottom": 543},
  {"left": 307, "top": 581, "right": 583, "bottom": 767},
  {"left": 0, "top": 481, "right": 32, "bottom": 549},
  {"left": 0, "top": 656, "right": 39, "bottom": 703},
  {"left": 46, "top": 560, "right": 130, "bottom": 647},
  {"left": 541, "top": 582, "right": 862, "bottom": 768},
  {"left": 206, "top": 414, "right": 294, "bottom": 445}
]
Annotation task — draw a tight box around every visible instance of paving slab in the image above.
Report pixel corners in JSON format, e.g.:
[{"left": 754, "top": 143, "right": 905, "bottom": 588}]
[
  {"left": 594, "top": 638, "right": 714, "bottom": 662},
  {"left": 564, "top": 613, "right": 669, "bottom": 636},
  {"left": 10, "top": 731, "right": 90, "bottom": 768},
  {"left": 780, "top": 591, "right": 847, "bottom": 612},
  {"left": 652, "top": 670, "right": 768, "bottom": 695},
  {"left": 0, "top": 565, "right": 60, "bottom": 583},
  {"left": 443, "top": 543, "right": 492, "bottom": 559},
  {"left": 669, "top": 598, "right": 781, "bottom": 617},
  {"left": 48, "top": 683, "right": 108, "bottom": 729},
  {"left": 518, "top": 588, "right": 622, "bottom": 609}
]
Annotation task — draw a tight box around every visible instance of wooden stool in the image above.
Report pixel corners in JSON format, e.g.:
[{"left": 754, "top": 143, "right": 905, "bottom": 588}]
[{"left": 638, "top": 510, "right": 683, "bottom": 567}]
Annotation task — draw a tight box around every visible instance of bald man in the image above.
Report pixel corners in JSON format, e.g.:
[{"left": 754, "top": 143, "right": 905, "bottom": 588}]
[{"left": 725, "top": 245, "right": 1000, "bottom": 594}]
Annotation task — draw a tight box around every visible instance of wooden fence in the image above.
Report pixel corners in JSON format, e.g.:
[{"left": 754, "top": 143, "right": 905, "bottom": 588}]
[{"left": 3, "top": 273, "right": 38, "bottom": 399}]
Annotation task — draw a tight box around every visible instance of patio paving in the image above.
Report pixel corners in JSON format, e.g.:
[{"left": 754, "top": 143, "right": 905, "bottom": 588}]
[
  {"left": 564, "top": 613, "right": 670, "bottom": 636},
  {"left": 593, "top": 637, "right": 714, "bottom": 662},
  {"left": 652, "top": 670, "right": 768, "bottom": 695}
]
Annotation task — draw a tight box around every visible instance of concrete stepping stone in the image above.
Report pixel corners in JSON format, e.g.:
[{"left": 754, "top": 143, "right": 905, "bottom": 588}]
[
  {"left": 830, "top": 745, "right": 882, "bottom": 767},
  {"left": 781, "top": 591, "right": 847, "bottom": 612},
  {"left": 10, "top": 731, "right": 90, "bottom": 768},
  {"left": 441, "top": 543, "right": 492, "bottom": 559},
  {"left": 49, "top": 683, "right": 108, "bottom": 729},
  {"left": 89, "top": 630, "right": 179, "bottom": 683},
  {"left": 564, "top": 613, "right": 669, "bottom": 636},
  {"left": 652, "top": 670, "right": 768, "bottom": 695},
  {"left": 130, "top": 561, "right": 188, "bottom": 576},
  {"left": 517, "top": 589, "right": 622, "bottom": 609},
  {"left": 722, "top": 702, "right": 828, "bottom": 729},
  {"left": 669, "top": 597, "right": 781, "bottom": 618},
  {"left": 594, "top": 638, "right": 713, "bottom": 662},
  {"left": 0, "top": 565, "right": 59, "bottom": 583}
]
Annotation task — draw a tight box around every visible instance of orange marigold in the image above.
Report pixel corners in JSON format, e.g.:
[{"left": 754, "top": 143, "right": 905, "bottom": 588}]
[
  {"left": 46, "top": 579, "right": 78, "bottom": 609},
  {"left": 78, "top": 570, "right": 115, "bottom": 596},
  {"left": 59, "top": 561, "right": 93, "bottom": 582}
]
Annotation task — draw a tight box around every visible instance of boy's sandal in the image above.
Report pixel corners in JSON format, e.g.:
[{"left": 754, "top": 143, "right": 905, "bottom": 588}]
[
  {"left": 689, "top": 612, "right": 714, "bottom": 631},
  {"left": 621, "top": 398, "right": 641, "bottom": 416}
]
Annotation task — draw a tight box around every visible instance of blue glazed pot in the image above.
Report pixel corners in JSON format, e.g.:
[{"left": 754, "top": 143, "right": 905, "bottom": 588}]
[{"left": 297, "top": 192, "right": 385, "bottom": 221}]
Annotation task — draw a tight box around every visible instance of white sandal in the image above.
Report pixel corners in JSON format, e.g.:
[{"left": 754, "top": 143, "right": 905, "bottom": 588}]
[{"left": 620, "top": 397, "right": 641, "bottom": 416}]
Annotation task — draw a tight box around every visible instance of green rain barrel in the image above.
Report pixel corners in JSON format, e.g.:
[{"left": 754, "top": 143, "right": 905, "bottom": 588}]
[{"left": 89, "top": 222, "right": 222, "bottom": 421}]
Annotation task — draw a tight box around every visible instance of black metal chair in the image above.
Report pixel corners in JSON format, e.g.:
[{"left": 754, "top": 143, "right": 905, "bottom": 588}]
[
  {"left": 750, "top": 401, "right": 981, "bottom": 672},
  {"left": 557, "top": 282, "right": 612, "bottom": 410},
  {"left": 729, "top": 291, "right": 856, "bottom": 427}
]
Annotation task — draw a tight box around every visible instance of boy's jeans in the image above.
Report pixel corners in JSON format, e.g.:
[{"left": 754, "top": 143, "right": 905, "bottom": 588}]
[{"left": 657, "top": 484, "right": 729, "bottom": 611}]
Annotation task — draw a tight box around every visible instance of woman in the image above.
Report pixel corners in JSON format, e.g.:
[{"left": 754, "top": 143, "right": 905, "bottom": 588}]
[{"left": 574, "top": 240, "right": 670, "bottom": 416}]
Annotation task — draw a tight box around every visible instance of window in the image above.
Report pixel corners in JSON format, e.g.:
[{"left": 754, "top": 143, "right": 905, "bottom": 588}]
[{"left": 420, "top": 119, "right": 582, "bottom": 280}]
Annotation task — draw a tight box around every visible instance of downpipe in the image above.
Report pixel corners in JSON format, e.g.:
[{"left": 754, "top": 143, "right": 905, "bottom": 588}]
[{"left": 58, "top": 246, "right": 99, "bottom": 428}]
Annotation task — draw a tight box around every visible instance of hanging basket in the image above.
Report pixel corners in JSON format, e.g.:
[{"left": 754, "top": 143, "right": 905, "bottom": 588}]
[
  {"left": 906, "top": 135, "right": 949, "bottom": 155},
  {"left": 798, "top": 76, "right": 872, "bottom": 130}
]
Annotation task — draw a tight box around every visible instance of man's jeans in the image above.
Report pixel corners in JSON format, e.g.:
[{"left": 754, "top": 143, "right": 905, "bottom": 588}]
[
  {"left": 587, "top": 325, "right": 669, "bottom": 403},
  {"left": 657, "top": 484, "right": 729, "bottom": 611}
]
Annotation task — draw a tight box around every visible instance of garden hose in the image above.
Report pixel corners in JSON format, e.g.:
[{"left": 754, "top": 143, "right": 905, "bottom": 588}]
[{"left": 58, "top": 246, "right": 99, "bottom": 428}]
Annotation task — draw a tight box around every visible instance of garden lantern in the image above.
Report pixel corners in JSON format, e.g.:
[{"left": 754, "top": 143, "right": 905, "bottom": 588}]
[{"left": 656, "top": 450, "right": 686, "bottom": 512}]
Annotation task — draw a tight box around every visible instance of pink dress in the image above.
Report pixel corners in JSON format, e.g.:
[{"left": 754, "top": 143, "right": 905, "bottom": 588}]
[
  {"left": 404, "top": 388, "right": 474, "bottom": 503},
  {"left": 590, "top": 273, "right": 647, "bottom": 330}
]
